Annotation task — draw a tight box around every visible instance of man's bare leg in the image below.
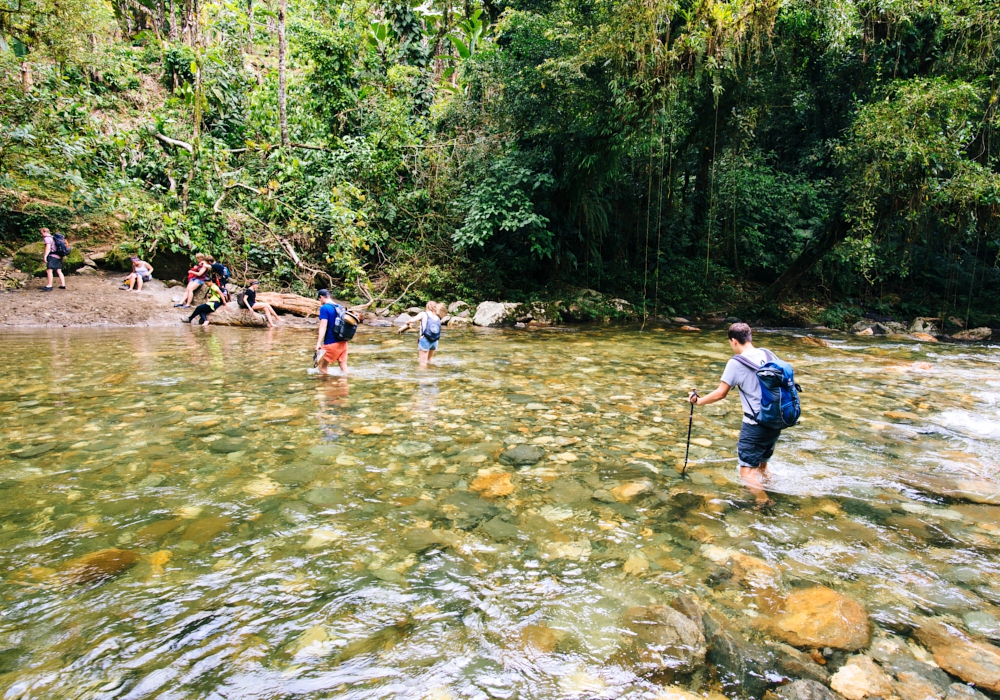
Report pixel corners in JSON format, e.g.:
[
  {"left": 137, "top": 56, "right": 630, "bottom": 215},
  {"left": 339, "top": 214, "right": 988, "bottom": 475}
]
[{"left": 739, "top": 464, "right": 772, "bottom": 505}]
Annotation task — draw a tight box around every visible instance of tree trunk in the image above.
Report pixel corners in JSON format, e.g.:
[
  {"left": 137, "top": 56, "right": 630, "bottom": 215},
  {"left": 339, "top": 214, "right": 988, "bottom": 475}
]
[
  {"left": 256, "top": 292, "right": 320, "bottom": 317},
  {"left": 764, "top": 215, "right": 849, "bottom": 302},
  {"left": 277, "top": 0, "right": 289, "bottom": 148},
  {"left": 186, "top": 303, "right": 268, "bottom": 327}
]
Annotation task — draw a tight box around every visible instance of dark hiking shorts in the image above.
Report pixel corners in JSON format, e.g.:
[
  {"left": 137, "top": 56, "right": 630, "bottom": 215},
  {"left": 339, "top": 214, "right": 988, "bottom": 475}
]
[
  {"left": 46, "top": 255, "right": 62, "bottom": 270},
  {"left": 737, "top": 421, "right": 782, "bottom": 468}
]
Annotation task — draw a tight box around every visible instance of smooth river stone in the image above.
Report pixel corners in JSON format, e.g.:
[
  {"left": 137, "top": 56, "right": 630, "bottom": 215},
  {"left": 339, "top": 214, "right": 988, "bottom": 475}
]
[
  {"left": 499, "top": 445, "right": 545, "bottom": 466},
  {"left": 914, "top": 618, "right": 1000, "bottom": 692},
  {"left": 303, "top": 488, "right": 345, "bottom": 506},
  {"left": 181, "top": 516, "right": 231, "bottom": 544},
  {"left": 623, "top": 605, "right": 706, "bottom": 673},
  {"left": 11, "top": 443, "right": 56, "bottom": 458},
  {"left": 272, "top": 464, "right": 321, "bottom": 485},
  {"left": 391, "top": 441, "right": 433, "bottom": 457},
  {"left": 470, "top": 472, "right": 514, "bottom": 498},
  {"left": 775, "top": 681, "right": 843, "bottom": 700},
  {"left": 830, "top": 656, "right": 894, "bottom": 700},
  {"left": 59, "top": 548, "right": 139, "bottom": 584},
  {"left": 770, "top": 586, "right": 871, "bottom": 651},
  {"left": 135, "top": 518, "right": 185, "bottom": 544},
  {"left": 425, "top": 473, "right": 460, "bottom": 489},
  {"left": 207, "top": 438, "right": 247, "bottom": 454},
  {"left": 481, "top": 516, "right": 519, "bottom": 541}
]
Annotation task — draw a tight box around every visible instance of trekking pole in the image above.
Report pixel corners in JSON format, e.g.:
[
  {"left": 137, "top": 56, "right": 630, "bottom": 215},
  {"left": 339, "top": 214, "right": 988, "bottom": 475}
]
[{"left": 682, "top": 389, "right": 697, "bottom": 476}]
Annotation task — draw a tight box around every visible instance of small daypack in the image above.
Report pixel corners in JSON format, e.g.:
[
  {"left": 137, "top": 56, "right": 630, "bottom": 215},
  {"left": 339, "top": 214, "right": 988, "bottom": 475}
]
[
  {"left": 212, "top": 262, "right": 230, "bottom": 282},
  {"left": 734, "top": 349, "right": 802, "bottom": 429},
  {"left": 52, "top": 234, "right": 70, "bottom": 257},
  {"left": 422, "top": 314, "right": 442, "bottom": 343},
  {"left": 332, "top": 305, "right": 361, "bottom": 342}
]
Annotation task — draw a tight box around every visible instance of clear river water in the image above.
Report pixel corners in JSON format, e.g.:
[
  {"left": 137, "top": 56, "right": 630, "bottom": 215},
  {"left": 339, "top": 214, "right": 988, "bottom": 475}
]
[{"left": 1, "top": 325, "right": 999, "bottom": 699}]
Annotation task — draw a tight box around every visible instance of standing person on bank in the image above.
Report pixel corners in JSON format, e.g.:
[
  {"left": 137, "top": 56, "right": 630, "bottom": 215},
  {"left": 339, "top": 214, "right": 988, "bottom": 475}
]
[
  {"left": 688, "top": 323, "right": 783, "bottom": 508},
  {"left": 40, "top": 227, "right": 67, "bottom": 291},
  {"left": 315, "top": 289, "right": 351, "bottom": 376}
]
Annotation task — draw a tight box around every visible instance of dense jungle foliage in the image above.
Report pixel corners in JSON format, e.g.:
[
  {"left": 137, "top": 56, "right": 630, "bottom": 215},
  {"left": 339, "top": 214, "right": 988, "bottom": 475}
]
[{"left": 1, "top": 0, "right": 999, "bottom": 324}]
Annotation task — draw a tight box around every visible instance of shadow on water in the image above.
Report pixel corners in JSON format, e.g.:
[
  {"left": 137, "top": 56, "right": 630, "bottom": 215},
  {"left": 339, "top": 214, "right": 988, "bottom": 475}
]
[{"left": 0, "top": 326, "right": 999, "bottom": 698}]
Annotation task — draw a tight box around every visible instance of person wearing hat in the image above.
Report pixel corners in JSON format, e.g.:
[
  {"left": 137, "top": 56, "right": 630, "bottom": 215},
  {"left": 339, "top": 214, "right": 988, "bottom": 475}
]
[
  {"left": 123, "top": 256, "right": 154, "bottom": 291},
  {"left": 315, "top": 289, "right": 349, "bottom": 375}
]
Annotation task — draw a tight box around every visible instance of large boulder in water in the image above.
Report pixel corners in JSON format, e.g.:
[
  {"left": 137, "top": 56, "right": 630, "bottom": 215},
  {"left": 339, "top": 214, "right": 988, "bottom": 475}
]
[
  {"left": 473, "top": 301, "right": 519, "bottom": 327},
  {"left": 770, "top": 586, "right": 871, "bottom": 651},
  {"left": 12, "top": 241, "right": 84, "bottom": 276},
  {"left": 622, "top": 605, "right": 707, "bottom": 673},
  {"left": 914, "top": 618, "right": 1000, "bottom": 692}
]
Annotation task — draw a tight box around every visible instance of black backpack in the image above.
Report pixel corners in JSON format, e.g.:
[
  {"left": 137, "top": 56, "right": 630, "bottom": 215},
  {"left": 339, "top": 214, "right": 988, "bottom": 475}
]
[
  {"left": 422, "top": 314, "right": 442, "bottom": 342},
  {"left": 52, "top": 234, "right": 70, "bottom": 257},
  {"left": 332, "top": 306, "right": 361, "bottom": 342}
]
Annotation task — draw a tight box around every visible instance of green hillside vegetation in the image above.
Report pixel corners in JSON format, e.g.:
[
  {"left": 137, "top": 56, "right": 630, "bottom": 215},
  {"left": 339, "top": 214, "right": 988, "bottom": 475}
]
[{"left": 1, "top": 0, "right": 998, "bottom": 325}]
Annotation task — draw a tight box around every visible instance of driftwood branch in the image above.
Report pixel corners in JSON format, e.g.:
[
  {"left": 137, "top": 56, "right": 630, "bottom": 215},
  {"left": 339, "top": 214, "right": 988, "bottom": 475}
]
[
  {"left": 155, "top": 132, "right": 194, "bottom": 154},
  {"left": 377, "top": 276, "right": 422, "bottom": 315}
]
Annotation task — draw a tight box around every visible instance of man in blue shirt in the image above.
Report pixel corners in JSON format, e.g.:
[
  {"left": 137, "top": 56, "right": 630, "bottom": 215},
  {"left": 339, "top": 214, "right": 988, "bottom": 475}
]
[{"left": 315, "top": 289, "right": 349, "bottom": 375}]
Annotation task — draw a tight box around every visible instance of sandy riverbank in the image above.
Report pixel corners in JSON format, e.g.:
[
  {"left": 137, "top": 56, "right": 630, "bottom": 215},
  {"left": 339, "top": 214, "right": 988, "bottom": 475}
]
[{"left": 0, "top": 271, "right": 317, "bottom": 328}]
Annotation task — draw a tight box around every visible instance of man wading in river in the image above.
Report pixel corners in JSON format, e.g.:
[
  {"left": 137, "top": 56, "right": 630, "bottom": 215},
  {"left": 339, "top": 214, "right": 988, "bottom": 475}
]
[{"left": 689, "top": 323, "right": 786, "bottom": 508}]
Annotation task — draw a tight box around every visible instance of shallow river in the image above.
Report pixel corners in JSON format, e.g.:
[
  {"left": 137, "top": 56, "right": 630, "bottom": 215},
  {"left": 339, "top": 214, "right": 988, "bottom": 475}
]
[{"left": 1, "top": 325, "right": 999, "bottom": 699}]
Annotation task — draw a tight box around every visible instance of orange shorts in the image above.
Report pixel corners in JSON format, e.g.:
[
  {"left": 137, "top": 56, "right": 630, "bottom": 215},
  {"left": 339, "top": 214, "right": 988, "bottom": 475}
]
[{"left": 323, "top": 341, "right": 348, "bottom": 364}]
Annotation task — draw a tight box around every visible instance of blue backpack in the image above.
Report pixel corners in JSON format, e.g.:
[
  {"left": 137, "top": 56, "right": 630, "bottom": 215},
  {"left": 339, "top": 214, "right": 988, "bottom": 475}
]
[
  {"left": 734, "top": 349, "right": 802, "bottom": 429},
  {"left": 422, "top": 314, "right": 442, "bottom": 343}
]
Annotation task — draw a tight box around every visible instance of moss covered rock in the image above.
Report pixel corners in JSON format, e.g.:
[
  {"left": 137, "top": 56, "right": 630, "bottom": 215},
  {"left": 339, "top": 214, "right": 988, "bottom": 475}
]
[{"left": 12, "top": 242, "right": 85, "bottom": 276}]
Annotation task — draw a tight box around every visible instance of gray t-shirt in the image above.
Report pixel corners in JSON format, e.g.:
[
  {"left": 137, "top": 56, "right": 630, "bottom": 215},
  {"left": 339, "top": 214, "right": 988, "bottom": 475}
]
[{"left": 721, "top": 348, "right": 768, "bottom": 424}]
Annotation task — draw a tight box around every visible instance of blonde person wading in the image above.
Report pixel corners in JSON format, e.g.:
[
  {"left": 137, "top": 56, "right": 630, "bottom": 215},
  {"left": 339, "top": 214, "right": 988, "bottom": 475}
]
[
  {"left": 689, "top": 323, "right": 780, "bottom": 509},
  {"left": 397, "top": 301, "right": 447, "bottom": 366}
]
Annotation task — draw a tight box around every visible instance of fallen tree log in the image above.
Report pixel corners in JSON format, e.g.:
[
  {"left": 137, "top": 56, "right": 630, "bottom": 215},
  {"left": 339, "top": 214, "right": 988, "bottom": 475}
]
[
  {"left": 256, "top": 292, "right": 320, "bottom": 317},
  {"left": 182, "top": 302, "right": 268, "bottom": 327}
]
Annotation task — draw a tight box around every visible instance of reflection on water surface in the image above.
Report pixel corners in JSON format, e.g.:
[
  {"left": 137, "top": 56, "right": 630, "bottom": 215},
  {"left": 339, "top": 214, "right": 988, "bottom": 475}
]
[{"left": 1, "top": 326, "right": 999, "bottom": 699}]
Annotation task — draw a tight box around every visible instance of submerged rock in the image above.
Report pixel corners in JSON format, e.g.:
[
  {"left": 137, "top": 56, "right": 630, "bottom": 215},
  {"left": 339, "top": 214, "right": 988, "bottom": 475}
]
[
  {"left": 481, "top": 516, "right": 519, "bottom": 541},
  {"left": 181, "top": 516, "right": 231, "bottom": 544},
  {"left": 623, "top": 604, "right": 707, "bottom": 673},
  {"left": 830, "top": 656, "right": 894, "bottom": 700},
  {"left": 704, "top": 610, "right": 778, "bottom": 698},
  {"left": 499, "top": 444, "right": 545, "bottom": 466},
  {"left": 272, "top": 464, "right": 321, "bottom": 485},
  {"left": 771, "top": 586, "right": 871, "bottom": 651},
  {"left": 402, "top": 528, "right": 456, "bottom": 553},
  {"left": 303, "top": 488, "right": 345, "bottom": 506},
  {"left": 470, "top": 472, "right": 514, "bottom": 498},
  {"left": 914, "top": 618, "right": 1000, "bottom": 692},
  {"left": 391, "top": 441, "right": 433, "bottom": 457},
  {"left": 775, "top": 680, "right": 845, "bottom": 700},
  {"left": 59, "top": 548, "right": 138, "bottom": 584},
  {"left": 772, "top": 643, "right": 831, "bottom": 684},
  {"left": 442, "top": 491, "right": 499, "bottom": 529}
]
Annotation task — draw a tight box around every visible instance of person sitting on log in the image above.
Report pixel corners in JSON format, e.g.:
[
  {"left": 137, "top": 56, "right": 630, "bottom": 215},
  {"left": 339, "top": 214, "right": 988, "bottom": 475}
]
[
  {"left": 238, "top": 280, "right": 280, "bottom": 328},
  {"left": 187, "top": 280, "right": 225, "bottom": 326},
  {"left": 174, "top": 254, "right": 212, "bottom": 308}
]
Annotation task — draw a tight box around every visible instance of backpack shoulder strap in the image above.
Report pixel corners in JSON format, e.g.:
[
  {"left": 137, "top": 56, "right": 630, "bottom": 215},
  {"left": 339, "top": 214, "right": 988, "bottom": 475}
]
[
  {"left": 732, "top": 354, "right": 760, "bottom": 371},
  {"left": 761, "top": 348, "right": 777, "bottom": 363}
]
